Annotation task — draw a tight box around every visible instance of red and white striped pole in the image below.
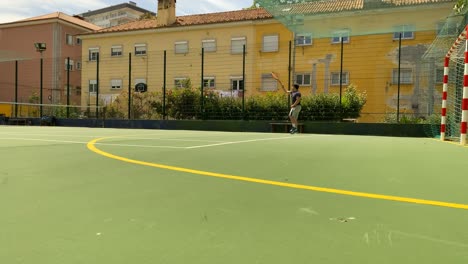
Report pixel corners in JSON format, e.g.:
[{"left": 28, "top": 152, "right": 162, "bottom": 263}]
[
  {"left": 461, "top": 38, "right": 468, "bottom": 145},
  {"left": 440, "top": 56, "right": 449, "bottom": 141},
  {"left": 442, "top": 25, "right": 468, "bottom": 143}
]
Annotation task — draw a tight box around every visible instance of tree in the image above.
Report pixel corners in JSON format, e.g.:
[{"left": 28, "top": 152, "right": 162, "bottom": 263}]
[{"left": 454, "top": 0, "right": 467, "bottom": 14}]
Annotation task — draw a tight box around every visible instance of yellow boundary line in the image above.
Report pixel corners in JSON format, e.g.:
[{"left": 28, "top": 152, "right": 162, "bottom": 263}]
[{"left": 87, "top": 137, "right": 468, "bottom": 210}]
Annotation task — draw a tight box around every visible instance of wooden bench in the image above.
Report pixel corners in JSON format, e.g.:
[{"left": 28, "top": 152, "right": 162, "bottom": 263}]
[
  {"left": 8, "top": 118, "right": 30, "bottom": 126},
  {"left": 270, "top": 122, "right": 304, "bottom": 133}
]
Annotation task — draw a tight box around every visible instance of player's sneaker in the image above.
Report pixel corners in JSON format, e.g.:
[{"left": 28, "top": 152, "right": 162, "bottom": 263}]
[{"left": 290, "top": 127, "right": 298, "bottom": 134}]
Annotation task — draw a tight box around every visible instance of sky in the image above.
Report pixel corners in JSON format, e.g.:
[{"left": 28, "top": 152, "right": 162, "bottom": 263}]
[{"left": 0, "top": 0, "right": 255, "bottom": 24}]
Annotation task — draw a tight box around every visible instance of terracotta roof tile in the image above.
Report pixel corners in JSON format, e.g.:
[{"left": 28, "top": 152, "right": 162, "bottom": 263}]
[
  {"left": 381, "top": 0, "right": 454, "bottom": 5},
  {"left": 278, "top": 0, "right": 364, "bottom": 14},
  {"left": 88, "top": 0, "right": 454, "bottom": 35},
  {"left": 272, "top": 0, "right": 453, "bottom": 15},
  {"left": 91, "top": 8, "right": 273, "bottom": 34}
]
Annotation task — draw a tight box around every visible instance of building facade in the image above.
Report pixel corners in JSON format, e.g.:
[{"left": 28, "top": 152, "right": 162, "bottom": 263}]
[
  {"left": 80, "top": 1, "right": 155, "bottom": 28},
  {"left": 0, "top": 12, "right": 100, "bottom": 116},
  {"left": 79, "top": 0, "right": 457, "bottom": 122}
]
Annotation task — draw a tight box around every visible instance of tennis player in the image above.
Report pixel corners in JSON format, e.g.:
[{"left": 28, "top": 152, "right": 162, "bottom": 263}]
[{"left": 288, "top": 84, "right": 301, "bottom": 134}]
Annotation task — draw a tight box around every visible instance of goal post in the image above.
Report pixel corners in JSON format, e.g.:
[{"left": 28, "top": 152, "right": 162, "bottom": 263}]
[{"left": 441, "top": 24, "right": 468, "bottom": 144}]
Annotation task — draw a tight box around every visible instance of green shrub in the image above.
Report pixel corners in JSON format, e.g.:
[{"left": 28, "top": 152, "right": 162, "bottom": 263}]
[
  {"left": 342, "top": 84, "right": 367, "bottom": 118},
  {"left": 100, "top": 83, "right": 367, "bottom": 121}
]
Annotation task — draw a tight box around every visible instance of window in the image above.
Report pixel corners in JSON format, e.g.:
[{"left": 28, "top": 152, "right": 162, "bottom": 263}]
[
  {"left": 66, "top": 34, "right": 73, "bottom": 45},
  {"left": 89, "top": 80, "right": 98, "bottom": 93},
  {"left": 392, "top": 68, "right": 413, "bottom": 84},
  {"left": 76, "top": 38, "right": 82, "bottom": 45},
  {"left": 295, "top": 73, "right": 311, "bottom": 86},
  {"left": 64, "top": 59, "right": 74, "bottom": 71},
  {"left": 89, "top": 48, "right": 99, "bottom": 61},
  {"left": 230, "top": 76, "right": 244, "bottom": 91},
  {"left": 261, "top": 73, "right": 277, "bottom": 91},
  {"left": 203, "top": 77, "right": 215, "bottom": 89},
  {"left": 76, "top": 61, "right": 82, "bottom": 70},
  {"left": 296, "top": 33, "right": 312, "bottom": 46},
  {"left": 202, "top": 39, "right": 216, "bottom": 52},
  {"left": 64, "top": 85, "right": 74, "bottom": 96},
  {"left": 435, "top": 68, "right": 444, "bottom": 84},
  {"left": 76, "top": 86, "right": 82, "bottom": 96},
  {"left": 331, "top": 30, "right": 350, "bottom": 44},
  {"left": 331, "top": 72, "right": 349, "bottom": 86},
  {"left": 262, "top": 35, "right": 279, "bottom": 52},
  {"left": 231, "top": 37, "right": 246, "bottom": 54},
  {"left": 174, "top": 77, "right": 189, "bottom": 88},
  {"left": 393, "top": 25, "right": 414, "bottom": 40},
  {"left": 111, "top": 45, "right": 123, "bottom": 56},
  {"left": 134, "top": 44, "right": 147, "bottom": 56},
  {"left": 175, "top": 41, "right": 189, "bottom": 54},
  {"left": 111, "top": 79, "right": 122, "bottom": 89}
]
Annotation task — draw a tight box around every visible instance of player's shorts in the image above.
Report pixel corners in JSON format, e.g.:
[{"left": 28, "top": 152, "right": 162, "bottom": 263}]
[{"left": 289, "top": 105, "right": 302, "bottom": 119}]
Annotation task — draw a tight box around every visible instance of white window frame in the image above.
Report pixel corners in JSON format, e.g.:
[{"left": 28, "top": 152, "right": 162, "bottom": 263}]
[
  {"left": 331, "top": 72, "right": 349, "bottom": 86},
  {"left": 89, "top": 80, "right": 98, "bottom": 93},
  {"left": 231, "top": 37, "right": 246, "bottom": 54},
  {"left": 76, "top": 61, "right": 82, "bottom": 70},
  {"left": 261, "top": 73, "right": 277, "bottom": 91},
  {"left": 111, "top": 45, "right": 123, "bottom": 57},
  {"left": 175, "top": 41, "right": 189, "bottom": 54},
  {"left": 66, "top": 34, "right": 73, "bottom": 45},
  {"left": 88, "top": 48, "right": 99, "bottom": 61},
  {"left": 392, "top": 68, "right": 413, "bottom": 84},
  {"left": 134, "top": 44, "right": 147, "bottom": 56},
  {"left": 111, "top": 79, "right": 122, "bottom": 90},
  {"left": 203, "top": 76, "right": 215, "bottom": 89},
  {"left": 295, "top": 73, "right": 311, "bottom": 86},
  {"left": 64, "top": 59, "right": 74, "bottom": 71},
  {"left": 262, "top": 34, "right": 279, "bottom": 52},
  {"left": 230, "top": 76, "right": 244, "bottom": 91},
  {"left": 174, "top": 77, "right": 189, "bottom": 88},
  {"left": 202, "top": 39, "right": 216, "bottom": 52},
  {"left": 296, "top": 33, "right": 312, "bottom": 46},
  {"left": 331, "top": 30, "right": 350, "bottom": 44},
  {"left": 393, "top": 25, "right": 414, "bottom": 40}
]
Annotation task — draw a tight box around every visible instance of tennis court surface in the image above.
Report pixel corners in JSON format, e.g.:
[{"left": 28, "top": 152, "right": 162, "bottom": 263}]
[{"left": 1, "top": 126, "right": 468, "bottom": 263}]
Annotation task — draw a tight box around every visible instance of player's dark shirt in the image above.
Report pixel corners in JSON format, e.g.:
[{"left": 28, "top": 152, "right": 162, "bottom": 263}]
[{"left": 292, "top": 91, "right": 301, "bottom": 106}]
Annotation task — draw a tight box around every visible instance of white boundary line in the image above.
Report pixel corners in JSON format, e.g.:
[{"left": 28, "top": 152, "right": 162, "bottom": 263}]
[
  {"left": 0, "top": 132, "right": 226, "bottom": 143},
  {"left": 1, "top": 135, "right": 295, "bottom": 149},
  {"left": 0, "top": 137, "right": 186, "bottom": 149},
  {"left": 185, "top": 136, "right": 294, "bottom": 149}
]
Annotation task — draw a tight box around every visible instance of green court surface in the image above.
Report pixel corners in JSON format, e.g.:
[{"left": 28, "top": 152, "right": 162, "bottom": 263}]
[{"left": 1, "top": 126, "right": 468, "bottom": 264}]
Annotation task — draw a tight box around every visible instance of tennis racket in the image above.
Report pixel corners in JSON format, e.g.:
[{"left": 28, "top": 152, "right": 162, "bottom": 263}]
[{"left": 271, "top": 72, "right": 287, "bottom": 93}]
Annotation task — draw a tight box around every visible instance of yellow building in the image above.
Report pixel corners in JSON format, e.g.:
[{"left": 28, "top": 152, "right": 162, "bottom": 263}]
[{"left": 79, "top": 0, "right": 457, "bottom": 122}]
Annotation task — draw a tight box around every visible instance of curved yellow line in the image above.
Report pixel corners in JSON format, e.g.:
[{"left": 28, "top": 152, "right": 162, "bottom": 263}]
[{"left": 87, "top": 137, "right": 468, "bottom": 210}]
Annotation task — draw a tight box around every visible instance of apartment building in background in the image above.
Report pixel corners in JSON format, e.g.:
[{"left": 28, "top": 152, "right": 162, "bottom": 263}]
[
  {"left": 78, "top": 0, "right": 456, "bottom": 122},
  {"left": 0, "top": 12, "right": 101, "bottom": 112},
  {"left": 80, "top": 1, "right": 155, "bottom": 28}
]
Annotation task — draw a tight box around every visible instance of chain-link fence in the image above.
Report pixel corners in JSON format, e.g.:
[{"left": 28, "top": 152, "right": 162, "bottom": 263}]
[{"left": 0, "top": 35, "right": 458, "bottom": 122}]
